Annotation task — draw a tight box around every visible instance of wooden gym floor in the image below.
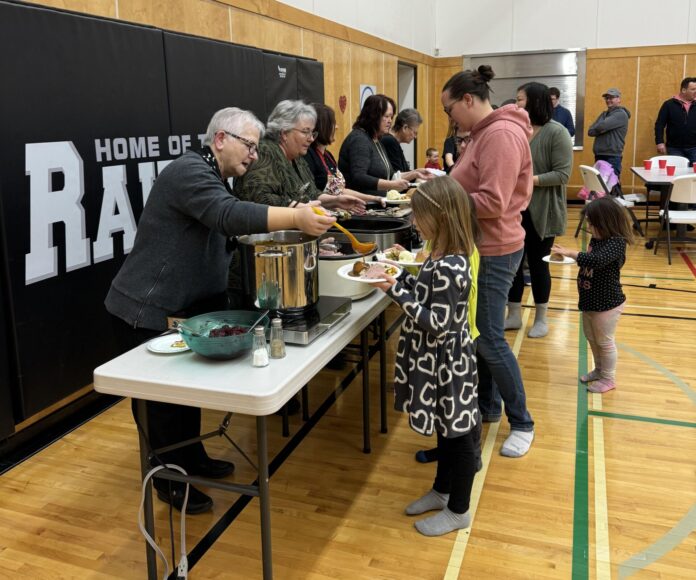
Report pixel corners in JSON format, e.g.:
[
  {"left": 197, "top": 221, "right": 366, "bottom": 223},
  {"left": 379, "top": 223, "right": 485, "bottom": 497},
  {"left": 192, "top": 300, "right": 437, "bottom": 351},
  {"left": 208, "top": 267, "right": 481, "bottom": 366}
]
[{"left": 0, "top": 206, "right": 694, "bottom": 579}]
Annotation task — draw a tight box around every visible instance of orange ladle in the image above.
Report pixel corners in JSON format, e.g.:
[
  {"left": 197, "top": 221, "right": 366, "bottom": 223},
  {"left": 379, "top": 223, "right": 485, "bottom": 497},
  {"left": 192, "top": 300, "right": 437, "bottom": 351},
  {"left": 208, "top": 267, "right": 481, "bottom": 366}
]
[{"left": 312, "top": 207, "right": 376, "bottom": 254}]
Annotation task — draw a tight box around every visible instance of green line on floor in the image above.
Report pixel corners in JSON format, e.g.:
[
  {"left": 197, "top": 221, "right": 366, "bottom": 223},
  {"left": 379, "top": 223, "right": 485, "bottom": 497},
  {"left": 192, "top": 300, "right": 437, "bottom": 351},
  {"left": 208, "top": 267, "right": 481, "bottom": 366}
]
[
  {"left": 572, "top": 232, "right": 590, "bottom": 580},
  {"left": 588, "top": 410, "right": 696, "bottom": 429}
]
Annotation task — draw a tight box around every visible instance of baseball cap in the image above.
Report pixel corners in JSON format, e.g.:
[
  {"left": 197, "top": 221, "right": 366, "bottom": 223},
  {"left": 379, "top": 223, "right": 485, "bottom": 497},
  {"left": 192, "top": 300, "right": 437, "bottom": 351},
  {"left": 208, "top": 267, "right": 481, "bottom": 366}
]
[{"left": 602, "top": 88, "right": 621, "bottom": 98}]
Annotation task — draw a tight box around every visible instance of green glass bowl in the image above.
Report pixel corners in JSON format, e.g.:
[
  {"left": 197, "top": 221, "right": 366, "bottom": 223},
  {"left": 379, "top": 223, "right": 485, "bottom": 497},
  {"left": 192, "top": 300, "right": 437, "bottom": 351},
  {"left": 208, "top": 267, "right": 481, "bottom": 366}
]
[{"left": 178, "top": 310, "right": 269, "bottom": 360}]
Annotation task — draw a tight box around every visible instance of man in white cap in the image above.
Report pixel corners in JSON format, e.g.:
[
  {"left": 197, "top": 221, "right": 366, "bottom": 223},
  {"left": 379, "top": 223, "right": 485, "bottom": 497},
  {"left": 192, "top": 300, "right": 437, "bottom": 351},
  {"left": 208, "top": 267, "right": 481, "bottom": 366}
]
[{"left": 588, "top": 88, "right": 630, "bottom": 178}]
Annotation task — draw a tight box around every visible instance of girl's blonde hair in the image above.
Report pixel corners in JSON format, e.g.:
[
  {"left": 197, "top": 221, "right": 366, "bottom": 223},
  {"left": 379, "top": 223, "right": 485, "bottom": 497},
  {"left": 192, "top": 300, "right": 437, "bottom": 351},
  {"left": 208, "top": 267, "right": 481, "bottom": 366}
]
[
  {"left": 582, "top": 197, "right": 635, "bottom": 243},
  {"left": 411, "top": 176, "right": 479, "bottom": 257}
]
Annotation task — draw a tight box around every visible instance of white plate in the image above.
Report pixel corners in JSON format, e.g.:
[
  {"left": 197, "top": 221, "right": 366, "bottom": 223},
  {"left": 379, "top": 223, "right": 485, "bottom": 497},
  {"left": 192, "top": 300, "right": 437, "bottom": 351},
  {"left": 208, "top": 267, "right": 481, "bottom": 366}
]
[
  {"left": 147, "top": 333, "right": 190, "bottom": 354},
  {"left": 425, "top": 168, "right": 446, "bottom": 176},
  {"left": 385, "top": 197, "right": 411, "bottom": 205},
  {"left": 375, "top": 252, "right": 424, "bottom": 267},
  {"left": 336, "top": 262, "right": 402, "bottom": 283},
  {"left": 542, "top": 254, "right": 576, "bottom": 265}
]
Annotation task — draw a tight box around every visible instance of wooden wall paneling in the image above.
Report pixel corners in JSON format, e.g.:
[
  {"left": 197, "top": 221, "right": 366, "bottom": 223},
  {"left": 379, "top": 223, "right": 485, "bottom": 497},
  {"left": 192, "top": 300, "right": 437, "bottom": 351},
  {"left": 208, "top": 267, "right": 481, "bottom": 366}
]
[
  {"left": 349, "top": 44, "right": 386, "bottom": 124},
  {"left": 230, "top": 7, "right": 302, "bottom": 55},
  {"left": 583, "top": 55, "right": 638, "bottom": 189},
  {"left": 118, "top": 0, "right": 230, "bottom": 42},
  {"left": 383, "top": 54, "right": 398, "bottom": 108},
  {"left": 636, "top": 55, "right": 687, "bottom": 167},
  {"left": 31, "top": 0, "right": 116, "bottom": 18},
  {"left": 416, "top": 62, "right": 430, "bottom": 167},
  {"left": 430, "top": 61, "right": 462, "bottom": 166}
]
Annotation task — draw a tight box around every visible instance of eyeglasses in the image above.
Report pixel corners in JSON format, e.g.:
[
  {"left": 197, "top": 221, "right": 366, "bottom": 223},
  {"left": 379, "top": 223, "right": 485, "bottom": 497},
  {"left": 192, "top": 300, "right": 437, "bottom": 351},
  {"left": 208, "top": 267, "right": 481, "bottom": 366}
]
[
  {"left": 443, "top": 99, "right": 459, "bottom": 116},
  {"left": 406, "top": 125, "right": 419, "bottom": 137},
  {"left": 291, "top": 128, "right": 319, "bottom": 140},
  {"left": 223, "top": 131, "right": 258, "bottom": 155}
]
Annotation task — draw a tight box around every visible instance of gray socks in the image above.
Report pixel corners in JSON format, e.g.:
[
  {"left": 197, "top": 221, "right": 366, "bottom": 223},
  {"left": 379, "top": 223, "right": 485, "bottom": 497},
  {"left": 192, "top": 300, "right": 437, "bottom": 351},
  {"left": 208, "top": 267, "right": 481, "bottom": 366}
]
[
  {"left": 504, "top": 302, "right": 522, "bottom": 330},
  {"left": 500, "top": 430, "right": 534, "bottom": 457},
  {"left": 405, "top": 489, "right": 449, "bottom": 515},
  {"left": 528, "top": 303, "right": 548, "bottom": 338},
  {"left": 414, "top": 507, "right": 471, "bottom": 536}
]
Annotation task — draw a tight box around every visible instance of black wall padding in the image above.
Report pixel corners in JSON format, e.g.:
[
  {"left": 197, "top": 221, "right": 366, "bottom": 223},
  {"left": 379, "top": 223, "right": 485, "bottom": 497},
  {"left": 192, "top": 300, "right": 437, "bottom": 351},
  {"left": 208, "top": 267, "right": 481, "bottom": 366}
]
[
  {"left": 164, "top": 33, "right": 267, "bottom": 135},
  {"left": 297, "top": 59, "right": 325, "bottom": 106},
  {"left": 262, "top": 53, "right": 299, "bottom": 119},
  {"left": 0, "top": 1, "right": 171, "bottom": 419}
]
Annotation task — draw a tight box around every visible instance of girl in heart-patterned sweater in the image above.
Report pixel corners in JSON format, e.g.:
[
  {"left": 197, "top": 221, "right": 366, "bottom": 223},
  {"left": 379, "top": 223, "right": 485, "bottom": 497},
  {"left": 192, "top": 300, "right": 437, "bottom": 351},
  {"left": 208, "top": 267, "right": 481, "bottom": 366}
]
[
  {"left": 552, "top": 196, "right": 634, "bottom": 393},
  {"left": 375, "top": 175, "right": 480, "bottom": 537}
]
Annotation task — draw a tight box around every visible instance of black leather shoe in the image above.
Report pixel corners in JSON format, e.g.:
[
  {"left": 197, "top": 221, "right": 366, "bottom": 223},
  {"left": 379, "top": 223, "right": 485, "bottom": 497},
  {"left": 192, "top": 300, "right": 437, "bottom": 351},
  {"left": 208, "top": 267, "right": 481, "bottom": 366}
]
[
  {"left": 188, "top": 458, "right": 235, "bottom": 479},
  {"left": 156, "top": 483, "right": 213, "bottom": 514}
]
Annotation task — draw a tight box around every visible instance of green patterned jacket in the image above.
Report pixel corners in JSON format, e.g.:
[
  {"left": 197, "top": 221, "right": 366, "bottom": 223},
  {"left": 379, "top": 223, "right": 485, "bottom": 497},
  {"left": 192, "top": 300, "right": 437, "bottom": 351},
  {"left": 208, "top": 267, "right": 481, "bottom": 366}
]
[{"left": 233, "top": 137, "right": 320, "bottom": 206}]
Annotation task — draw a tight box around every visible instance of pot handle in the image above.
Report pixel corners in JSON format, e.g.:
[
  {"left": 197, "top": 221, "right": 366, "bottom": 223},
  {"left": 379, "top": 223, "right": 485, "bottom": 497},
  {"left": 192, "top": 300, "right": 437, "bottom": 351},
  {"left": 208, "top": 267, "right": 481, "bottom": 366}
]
[{"left": 256, "top": 249, "right": 291, "bottom": 258}]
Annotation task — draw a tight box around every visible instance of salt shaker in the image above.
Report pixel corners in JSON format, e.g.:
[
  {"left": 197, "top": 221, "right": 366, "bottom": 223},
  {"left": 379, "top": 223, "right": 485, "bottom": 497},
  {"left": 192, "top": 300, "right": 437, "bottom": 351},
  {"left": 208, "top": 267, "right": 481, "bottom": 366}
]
[
  {"left": 269, "top": 318, "right": 286, "bottom": 359},
  {"left": 251, "top": 326, "right": 269, "bottom": 367}
]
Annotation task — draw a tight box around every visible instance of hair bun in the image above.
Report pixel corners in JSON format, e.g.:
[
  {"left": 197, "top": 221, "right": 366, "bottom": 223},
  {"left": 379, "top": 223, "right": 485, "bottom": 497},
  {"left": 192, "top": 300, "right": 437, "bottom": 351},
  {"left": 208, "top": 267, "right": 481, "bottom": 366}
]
[{"left": 477, "top": 65, "right": 495, "bottom": 82}]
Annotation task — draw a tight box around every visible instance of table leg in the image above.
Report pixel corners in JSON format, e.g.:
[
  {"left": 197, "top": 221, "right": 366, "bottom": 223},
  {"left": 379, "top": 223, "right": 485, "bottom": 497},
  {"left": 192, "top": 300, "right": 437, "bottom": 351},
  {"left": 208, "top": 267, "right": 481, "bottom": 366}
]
[
  {"left": 301, "top": 385, "right": 309, "bottom": 421},
  {"left": 135, "top": 399, "right": 158, "bottom": 580},
  {"left": 361, "top": 328, "right": 371, "bottom": 454},
  {"left": 256, "top": 416, "right": 273, "bottom": 579},
  {"left": 281, "top": 404, "right": 289, "bottom": 438},
  {"left": 379, "top": 311, "right": 387, "bottom": 434}
]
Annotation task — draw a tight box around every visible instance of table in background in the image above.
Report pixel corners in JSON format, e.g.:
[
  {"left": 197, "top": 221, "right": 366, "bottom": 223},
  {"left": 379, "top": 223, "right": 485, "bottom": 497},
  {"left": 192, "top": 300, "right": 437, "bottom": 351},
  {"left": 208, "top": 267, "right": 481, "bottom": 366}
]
[{"left": 94, "top": 291, "right": 392, "bottom": 579}]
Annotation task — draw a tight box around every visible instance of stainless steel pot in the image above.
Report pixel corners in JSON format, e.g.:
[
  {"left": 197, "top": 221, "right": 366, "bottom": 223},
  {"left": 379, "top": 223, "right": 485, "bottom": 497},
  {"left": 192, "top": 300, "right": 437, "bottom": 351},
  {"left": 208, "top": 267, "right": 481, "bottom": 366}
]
[
  {"left": 328, "top": 216, "right": 415, "bottom": 250},
  {"left": 238, "top": 231, "right": 319, "bottom": 313}
]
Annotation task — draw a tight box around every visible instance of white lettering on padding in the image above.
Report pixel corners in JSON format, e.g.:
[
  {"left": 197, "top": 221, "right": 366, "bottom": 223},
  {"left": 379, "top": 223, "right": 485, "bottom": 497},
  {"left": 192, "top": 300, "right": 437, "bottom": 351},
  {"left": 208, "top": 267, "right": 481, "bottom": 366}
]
[{"left": 92, "top": 165, "right": 137, "bottom": 263}]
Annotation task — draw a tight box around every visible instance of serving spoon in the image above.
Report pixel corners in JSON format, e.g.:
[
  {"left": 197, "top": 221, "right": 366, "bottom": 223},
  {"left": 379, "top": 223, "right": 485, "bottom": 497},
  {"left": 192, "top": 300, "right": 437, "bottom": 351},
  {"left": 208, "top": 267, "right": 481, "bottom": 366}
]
[{"left": 312, "top": 207, "right": 376, "bottom": 255}]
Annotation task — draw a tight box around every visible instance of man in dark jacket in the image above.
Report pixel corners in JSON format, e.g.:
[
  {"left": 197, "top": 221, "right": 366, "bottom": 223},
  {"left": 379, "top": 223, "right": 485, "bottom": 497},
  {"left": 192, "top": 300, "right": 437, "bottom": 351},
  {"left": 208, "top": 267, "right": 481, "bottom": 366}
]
[
  {"left": 655, "top": 77, "right": 696, "bottom": 164},
  {"left": 550, "top": 87, "right": 575, "bottom": 137},
  {"left": 588, "top": 88, "right": 630, "bottom": 177}
]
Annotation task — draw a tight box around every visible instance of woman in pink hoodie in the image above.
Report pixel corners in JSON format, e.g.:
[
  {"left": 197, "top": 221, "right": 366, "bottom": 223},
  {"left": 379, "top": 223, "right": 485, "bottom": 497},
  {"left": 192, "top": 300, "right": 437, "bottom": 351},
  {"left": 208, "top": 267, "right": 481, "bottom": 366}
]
[{"left": 443, "top": 66, "right": 535, "bottom": 458}]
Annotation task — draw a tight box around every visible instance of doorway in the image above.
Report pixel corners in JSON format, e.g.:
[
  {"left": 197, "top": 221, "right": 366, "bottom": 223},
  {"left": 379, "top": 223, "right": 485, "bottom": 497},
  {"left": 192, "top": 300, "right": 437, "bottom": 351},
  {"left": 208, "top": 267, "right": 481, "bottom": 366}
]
[{"left": 397, "top": 62, "right": 417, "bottom": 169}]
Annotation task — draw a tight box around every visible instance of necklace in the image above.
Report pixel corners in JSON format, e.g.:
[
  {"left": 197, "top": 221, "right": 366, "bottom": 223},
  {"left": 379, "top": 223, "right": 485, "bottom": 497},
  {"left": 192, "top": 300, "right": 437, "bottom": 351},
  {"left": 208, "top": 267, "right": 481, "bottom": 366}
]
[{"left": 373, "top": 139, "right": 392, "bottom": 179}]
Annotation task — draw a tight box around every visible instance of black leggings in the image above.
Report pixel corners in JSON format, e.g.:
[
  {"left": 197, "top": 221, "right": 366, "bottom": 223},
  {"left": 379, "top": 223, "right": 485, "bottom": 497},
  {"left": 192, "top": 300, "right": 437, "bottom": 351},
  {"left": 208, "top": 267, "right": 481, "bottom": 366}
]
[
  {"left": 433, "top": 428, "right": 478, "bottom": 514},
  {"left": 508, "top": 210, "right": 555, "bottom": 304}
]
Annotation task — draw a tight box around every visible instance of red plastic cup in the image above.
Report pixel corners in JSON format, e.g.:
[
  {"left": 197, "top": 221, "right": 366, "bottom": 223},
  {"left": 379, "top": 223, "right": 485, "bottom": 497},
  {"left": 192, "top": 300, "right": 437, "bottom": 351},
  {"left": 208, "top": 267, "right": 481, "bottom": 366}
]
[
  {"left": 666, "top": 165, "right": 676, "bottom": 176},
  {"left": 658, "top": 159, "right": 667, "bottom": 169},
  {"left": 643, "top": 160, "right": 652, "bottom": 170},
  {"left": 693, "top": 162, "right": 696, "bottom": 173}
]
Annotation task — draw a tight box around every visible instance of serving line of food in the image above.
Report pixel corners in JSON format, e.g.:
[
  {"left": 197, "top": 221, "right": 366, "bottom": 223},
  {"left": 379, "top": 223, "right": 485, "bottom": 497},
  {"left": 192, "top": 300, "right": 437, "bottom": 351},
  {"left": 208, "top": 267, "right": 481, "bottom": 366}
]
[{"left": 94, "top": 203, "right": 425, "bottom": 578}]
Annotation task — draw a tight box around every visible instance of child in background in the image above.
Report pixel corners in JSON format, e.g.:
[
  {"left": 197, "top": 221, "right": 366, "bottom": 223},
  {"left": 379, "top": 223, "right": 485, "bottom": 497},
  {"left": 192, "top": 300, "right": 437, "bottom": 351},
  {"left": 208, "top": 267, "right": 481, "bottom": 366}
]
[
  {"left": 375, "top": 175, "right": 480, "bottom": 536},
  {"left": 552, "top": 197, "right": 634, "bottom": 393},
  {"left": 425, "top": 147, "right": 442, "bottom": 170}
]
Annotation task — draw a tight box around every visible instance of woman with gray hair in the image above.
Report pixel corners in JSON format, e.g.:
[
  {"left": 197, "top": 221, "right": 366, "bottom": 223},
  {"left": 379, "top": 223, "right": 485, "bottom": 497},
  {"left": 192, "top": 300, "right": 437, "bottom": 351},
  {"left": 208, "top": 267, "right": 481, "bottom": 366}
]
[
  {"left": 380, "top": 107, "right": 431, "bottom": 179},
  {"left": 235, "top": 100, "right": 364, "bottom": 212}
]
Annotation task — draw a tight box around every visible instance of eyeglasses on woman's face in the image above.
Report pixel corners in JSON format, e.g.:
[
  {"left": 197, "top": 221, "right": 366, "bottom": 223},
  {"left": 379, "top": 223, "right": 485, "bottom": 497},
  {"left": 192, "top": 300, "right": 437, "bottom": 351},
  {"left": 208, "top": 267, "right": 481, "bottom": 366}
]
[
  {"left": 224, "top": 131, "right": 258, "bottom": 155},
  {"left": 443, "top": 99, "right": 459, "bottom": 116},
  {"left": 291, "top": 128, "right": 319, "bottom": 140}
]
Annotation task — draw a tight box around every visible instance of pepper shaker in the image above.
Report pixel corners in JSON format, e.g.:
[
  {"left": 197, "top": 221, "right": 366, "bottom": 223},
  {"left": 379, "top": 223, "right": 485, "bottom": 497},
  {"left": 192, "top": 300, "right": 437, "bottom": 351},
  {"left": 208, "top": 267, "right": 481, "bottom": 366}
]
[
  {"left": 251, "top": 326, "right": 269, "bottom": 367},
  {"left": 269, "top": 318, "right": 286, "bottom": 359}
]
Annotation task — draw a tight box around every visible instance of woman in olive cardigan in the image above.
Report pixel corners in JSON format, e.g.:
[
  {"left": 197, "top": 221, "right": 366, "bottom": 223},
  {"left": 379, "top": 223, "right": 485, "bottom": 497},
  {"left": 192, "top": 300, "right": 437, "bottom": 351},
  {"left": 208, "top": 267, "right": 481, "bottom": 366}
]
[{"left": 505, "top": 82, "right": 573, "bottom": 338}]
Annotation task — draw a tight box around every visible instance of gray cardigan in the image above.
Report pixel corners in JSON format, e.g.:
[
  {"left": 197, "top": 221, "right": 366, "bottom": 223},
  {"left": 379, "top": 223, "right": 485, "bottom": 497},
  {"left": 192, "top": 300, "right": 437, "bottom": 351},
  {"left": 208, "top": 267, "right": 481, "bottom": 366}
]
[
  {"left": 105, "top": 150, "right": 268, "bottom": 330},
  {"left": 338, "top": 128, "right": 393, "bottom": 195},
  {"left": 527, "top": 120, "right": 573, "bottom": 238}
]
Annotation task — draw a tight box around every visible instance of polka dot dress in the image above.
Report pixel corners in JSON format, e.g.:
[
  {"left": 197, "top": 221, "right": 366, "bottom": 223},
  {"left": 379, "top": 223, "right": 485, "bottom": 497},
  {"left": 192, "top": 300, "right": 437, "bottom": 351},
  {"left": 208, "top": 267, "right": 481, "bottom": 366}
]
[{"left": 576, "top": 237, "right": 627, "bottom": 312}]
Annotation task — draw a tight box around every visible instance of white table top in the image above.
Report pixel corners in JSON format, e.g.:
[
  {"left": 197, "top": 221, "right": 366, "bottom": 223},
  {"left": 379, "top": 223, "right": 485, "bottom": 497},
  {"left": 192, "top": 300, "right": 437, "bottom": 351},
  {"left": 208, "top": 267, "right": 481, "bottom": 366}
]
[
  {"left": 631, "top": 166, "right": 694, "bottom": 184},
  {"left": 94, "top": 292, "right": 391, "bottom": 416}
]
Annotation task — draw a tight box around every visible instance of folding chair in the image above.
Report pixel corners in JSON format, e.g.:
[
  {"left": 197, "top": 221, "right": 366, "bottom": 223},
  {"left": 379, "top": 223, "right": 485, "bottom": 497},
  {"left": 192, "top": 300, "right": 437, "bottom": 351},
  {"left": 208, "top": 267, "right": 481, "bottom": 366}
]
[
  {"left": 653, "top": 173, "right": 696, "bottom": 264},
  {"left": 575, "top": 165, "right": 644, "bottom": 237}
]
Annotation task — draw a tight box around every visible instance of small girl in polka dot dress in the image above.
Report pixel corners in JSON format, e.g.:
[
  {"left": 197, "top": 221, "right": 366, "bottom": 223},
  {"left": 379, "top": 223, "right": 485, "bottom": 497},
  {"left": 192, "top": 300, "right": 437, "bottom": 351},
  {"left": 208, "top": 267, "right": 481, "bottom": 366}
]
[{"left": 552, "top": 197, "right": 634, "bottom": 393}]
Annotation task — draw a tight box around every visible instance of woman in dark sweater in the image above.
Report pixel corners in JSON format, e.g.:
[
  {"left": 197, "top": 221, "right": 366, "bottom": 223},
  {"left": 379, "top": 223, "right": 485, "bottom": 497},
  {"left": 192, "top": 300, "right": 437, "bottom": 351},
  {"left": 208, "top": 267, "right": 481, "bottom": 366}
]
[
  {"left": 304, "top": 103, "right": 384, "bottom": 208},
  {"left": 337, "top": 94, "right": 411, "bottom": 196}
]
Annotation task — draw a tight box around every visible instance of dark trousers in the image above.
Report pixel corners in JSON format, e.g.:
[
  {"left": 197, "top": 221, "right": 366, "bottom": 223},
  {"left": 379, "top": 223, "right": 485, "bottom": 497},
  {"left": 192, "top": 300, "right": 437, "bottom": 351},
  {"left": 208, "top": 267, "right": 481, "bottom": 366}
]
[
  {"left": 508, "top": 210, "right": 555, "bottom": 304},
  {"left": 433, "top": 427, "right": 479, "bottom": 514},
  {"left": 110, "top": 316, "right": 207, "bottom": 477}
]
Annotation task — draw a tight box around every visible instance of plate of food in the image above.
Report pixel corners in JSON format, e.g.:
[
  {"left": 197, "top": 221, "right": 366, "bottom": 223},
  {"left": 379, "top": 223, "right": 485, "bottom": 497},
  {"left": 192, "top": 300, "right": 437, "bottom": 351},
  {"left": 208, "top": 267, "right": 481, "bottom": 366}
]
[
  {"left": 337, "top": 261, "right": 402, "bottom": 283},
  {"left": 147, "top": 333, "right": 191, "bottom": 354},
  {"left": 385, "top": 190, "right": 412, "bottom": 205},
  {"left": 377, "top": 246, "right": 428, "bottom": 267},
  {"left": 543, "top": 252, "right": 575, "bottom": 264}
]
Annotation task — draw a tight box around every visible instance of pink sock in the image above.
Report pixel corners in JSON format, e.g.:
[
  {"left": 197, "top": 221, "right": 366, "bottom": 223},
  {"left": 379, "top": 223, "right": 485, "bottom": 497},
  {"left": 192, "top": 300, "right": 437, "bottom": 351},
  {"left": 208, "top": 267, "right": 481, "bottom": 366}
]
[{"left": 587, "top": 379, "right": 615, "bottom": 393}]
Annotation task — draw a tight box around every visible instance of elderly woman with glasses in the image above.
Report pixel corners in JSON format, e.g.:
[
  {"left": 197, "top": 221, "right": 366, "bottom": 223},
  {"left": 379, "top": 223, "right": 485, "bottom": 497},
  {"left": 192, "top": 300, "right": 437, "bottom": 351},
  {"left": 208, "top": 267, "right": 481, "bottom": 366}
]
[
  {"left": 235, "top": 100, "right": 364, "bottom": 212},
  {"left": 379, "top": 108, "right": 430, "bottom": 179}
]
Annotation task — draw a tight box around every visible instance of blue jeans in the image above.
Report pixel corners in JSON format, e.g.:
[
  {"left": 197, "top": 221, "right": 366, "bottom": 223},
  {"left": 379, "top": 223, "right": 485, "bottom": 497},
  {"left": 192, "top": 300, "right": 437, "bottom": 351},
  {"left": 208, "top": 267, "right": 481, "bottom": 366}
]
[
  {"left": 595, "top": 155, "right": 622, "bottom": 178},
  {"left": 666, "top": 146, "right": 696, "bottom": 165},
  {"left": 476, "top": 250, "right": 534, "bottom": 431}
]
